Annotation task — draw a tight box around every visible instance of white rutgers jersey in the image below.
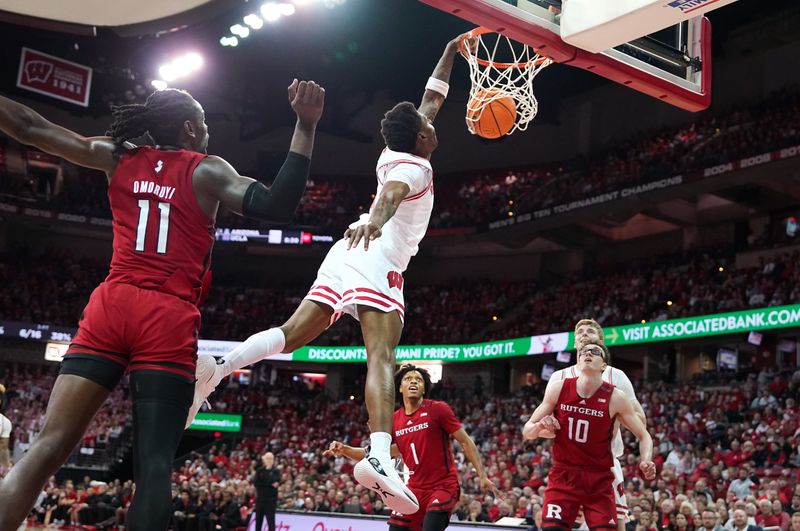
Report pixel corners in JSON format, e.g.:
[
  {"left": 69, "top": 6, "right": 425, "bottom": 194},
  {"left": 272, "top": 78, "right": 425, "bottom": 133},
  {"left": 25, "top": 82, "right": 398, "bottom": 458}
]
[
  {"left": 361, "top": 147, "right": 433, "bottom": 270},
  {"left": 0, "top": 413, "right": 11, "bottom": 439},
  {"left": 546, "top": 365, "right": 638, "bottom": 458}
]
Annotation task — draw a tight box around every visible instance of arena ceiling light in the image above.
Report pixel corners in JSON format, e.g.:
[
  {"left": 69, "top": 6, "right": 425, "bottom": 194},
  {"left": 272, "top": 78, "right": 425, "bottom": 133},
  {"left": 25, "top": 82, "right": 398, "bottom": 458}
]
[
  {"left": 153, "top": 52, "right": 205, "bottom": 88},
  {"left": 219, "top": 36, "right": 239, "bottom": 47},
  {"left": 243, "top": 13, "right": 264, "bottom": 29},
  {"left": 230, "top": 23, "right": 250, "bottom": 38},
  {"left": 260, "top": 3, "right": 283, "bottom": 22}
]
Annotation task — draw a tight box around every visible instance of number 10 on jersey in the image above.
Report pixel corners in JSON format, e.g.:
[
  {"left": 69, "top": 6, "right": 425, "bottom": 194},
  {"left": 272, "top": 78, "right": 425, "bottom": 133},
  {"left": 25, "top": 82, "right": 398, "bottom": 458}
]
[
  {"left": 567, "top": 417, "right": 589, "bottom": 443},
  {"left": 135, "top": 199, "right": 171, "bottom": 254}
]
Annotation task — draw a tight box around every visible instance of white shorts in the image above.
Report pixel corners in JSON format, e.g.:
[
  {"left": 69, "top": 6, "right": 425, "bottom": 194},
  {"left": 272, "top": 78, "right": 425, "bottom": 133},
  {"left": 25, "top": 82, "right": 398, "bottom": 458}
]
[
  {"left": 612, "top": 457, "right": 629, "bottom": 521},
  {"left": 304, "top": 239, "right": 406, "bottom": 324},
  {"left": 0, "top": 414, "right": 11, "bottom": 439}
]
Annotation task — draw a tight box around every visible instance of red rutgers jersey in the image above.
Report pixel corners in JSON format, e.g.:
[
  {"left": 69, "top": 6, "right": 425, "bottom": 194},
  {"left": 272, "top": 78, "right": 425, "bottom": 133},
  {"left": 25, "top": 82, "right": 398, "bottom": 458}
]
[
  {"left": 105, "top": 146, "right": 215, "bottom": 305},
  {"left": 552, "top": 378, "right": 615, "bottom": 470},
  {"left": 392, "top": 399, "right": 461, "bottom": 489}
]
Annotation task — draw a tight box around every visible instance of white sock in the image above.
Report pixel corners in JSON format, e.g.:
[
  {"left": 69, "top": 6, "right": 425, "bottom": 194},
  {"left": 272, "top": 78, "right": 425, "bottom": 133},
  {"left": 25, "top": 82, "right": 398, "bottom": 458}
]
[
  {"left": 370, "top": 432, "right": 392, "bottom": 460},
  {"left": 220, "top": 328, "right": 286, "bottom": 377}
]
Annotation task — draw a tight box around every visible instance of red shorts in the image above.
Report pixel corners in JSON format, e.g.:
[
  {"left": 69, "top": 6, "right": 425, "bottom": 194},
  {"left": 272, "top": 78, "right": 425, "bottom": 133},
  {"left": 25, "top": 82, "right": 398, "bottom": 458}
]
[
  {"left": 543, "top": 465, "right": 616, "bottom": 530},
  {"left": 388, "top": 481, "right": 460, "bottom": 531},
  {"left": 66, "top": 282, "right": 200, "bottom": 381}
]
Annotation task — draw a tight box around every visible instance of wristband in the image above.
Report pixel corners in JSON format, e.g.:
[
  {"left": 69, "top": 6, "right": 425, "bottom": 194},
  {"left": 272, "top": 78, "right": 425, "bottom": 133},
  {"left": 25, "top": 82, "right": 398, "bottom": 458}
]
[
  {"left": 348, "top": 213, "right": 370, "bottom": 231},
  {"left": 425, "top": 77, "right": 449, "bottom": 98}
]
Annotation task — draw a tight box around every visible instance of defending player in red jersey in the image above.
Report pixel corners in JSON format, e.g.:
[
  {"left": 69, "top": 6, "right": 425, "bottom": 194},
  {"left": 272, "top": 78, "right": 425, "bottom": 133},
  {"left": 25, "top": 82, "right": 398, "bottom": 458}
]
[
  {"left": 324, "top": 364, "right": 499, "bottom": 531},
  {"left": 523, "top": 343, "right": 656, "bottom": 531},
  {"left": 0, "top": 80, "right": 324, "bottom": 531}
]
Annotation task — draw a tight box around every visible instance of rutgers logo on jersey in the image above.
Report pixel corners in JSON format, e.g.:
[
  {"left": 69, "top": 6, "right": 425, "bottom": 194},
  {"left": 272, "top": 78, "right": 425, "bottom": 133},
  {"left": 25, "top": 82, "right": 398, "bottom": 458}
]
[{"left": 387, "top": 271, "right": 404, "bottom": 290}]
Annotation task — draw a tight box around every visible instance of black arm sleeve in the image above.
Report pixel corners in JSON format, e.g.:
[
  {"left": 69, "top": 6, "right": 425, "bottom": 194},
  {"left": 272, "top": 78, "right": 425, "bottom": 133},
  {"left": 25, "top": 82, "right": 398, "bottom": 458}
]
[{"left": 241, "top": 151, "right": 311, "bottom": 223}]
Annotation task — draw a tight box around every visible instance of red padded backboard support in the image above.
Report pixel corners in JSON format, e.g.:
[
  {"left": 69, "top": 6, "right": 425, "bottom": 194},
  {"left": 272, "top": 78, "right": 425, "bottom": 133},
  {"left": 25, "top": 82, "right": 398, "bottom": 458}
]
[{"left": 421, "top": 0, "right": 711, "bottom": 111}]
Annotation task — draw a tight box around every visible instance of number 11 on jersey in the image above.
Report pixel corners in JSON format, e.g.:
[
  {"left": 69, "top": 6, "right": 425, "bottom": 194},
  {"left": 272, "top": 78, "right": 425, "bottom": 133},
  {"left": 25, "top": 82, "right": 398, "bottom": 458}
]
[{"left": 135, "top": 199, "right": 171, "bottom": 254}]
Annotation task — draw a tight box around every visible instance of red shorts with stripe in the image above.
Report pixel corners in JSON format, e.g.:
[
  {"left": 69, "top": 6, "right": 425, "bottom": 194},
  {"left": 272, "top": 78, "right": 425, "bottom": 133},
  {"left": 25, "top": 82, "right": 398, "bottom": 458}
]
[
  {"left": 388, "top": 481, "right": 460, "bottom": 531},
  {"left": 65, "top": 282, "right": 200, "bottom": 381},
  {"left": 543, "top": 465, "right": 617, "bottom": 531},
  {"left": 304, "top": 239, "right": 405, "bottom": 323}
]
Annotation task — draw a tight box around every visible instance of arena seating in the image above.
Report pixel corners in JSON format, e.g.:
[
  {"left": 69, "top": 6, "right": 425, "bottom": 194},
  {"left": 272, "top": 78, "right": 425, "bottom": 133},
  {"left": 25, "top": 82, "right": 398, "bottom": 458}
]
[
  {"left": 2, "top": 246, "right": 797, "bottom": 347},
  {"left": 6, "top": 363, "right": 798, "bottom": 529},
  {"left": 1, "top": 88, "right": 798, "bottom": 231}
]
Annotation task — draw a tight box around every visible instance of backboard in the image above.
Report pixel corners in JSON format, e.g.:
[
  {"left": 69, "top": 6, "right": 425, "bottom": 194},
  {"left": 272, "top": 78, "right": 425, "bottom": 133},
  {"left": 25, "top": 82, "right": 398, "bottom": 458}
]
[{"left": 420, "top": 0, "right": 721, "bottom": 111}]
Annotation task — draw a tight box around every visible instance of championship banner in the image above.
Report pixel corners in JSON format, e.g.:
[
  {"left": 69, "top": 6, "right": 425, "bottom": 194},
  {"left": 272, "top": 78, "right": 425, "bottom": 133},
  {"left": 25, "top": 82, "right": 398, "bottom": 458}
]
[{"left": 17, "top": 47, "right": 93, "bottom": 107}]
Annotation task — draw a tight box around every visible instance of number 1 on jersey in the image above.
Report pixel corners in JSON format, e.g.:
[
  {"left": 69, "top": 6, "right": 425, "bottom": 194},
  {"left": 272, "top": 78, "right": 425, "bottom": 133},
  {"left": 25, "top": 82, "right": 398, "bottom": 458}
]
[
  {"left": 410, "top": 442, "right": 420, "bottom": 465},
  {"left": 135, "top": 199, "right": 171, "bottom": 254}
]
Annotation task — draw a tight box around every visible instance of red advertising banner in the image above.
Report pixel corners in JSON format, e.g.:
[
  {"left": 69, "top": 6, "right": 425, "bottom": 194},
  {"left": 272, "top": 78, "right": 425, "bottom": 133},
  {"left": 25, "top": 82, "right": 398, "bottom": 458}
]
[{"left": 16, "top": 47, "right": 92, "bottom": 107}]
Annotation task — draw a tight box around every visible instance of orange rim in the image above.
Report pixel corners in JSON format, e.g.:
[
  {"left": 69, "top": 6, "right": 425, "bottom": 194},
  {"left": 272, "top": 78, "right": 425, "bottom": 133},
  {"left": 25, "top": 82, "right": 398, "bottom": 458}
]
[{"left": 460, "top": 27, "right": 553, "bottom": 68}]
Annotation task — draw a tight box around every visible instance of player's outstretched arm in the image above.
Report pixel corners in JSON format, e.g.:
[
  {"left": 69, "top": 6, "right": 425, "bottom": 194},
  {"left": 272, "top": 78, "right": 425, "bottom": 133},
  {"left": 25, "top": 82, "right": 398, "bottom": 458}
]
[
  {"left": 418, "top": 36, "right": 464, "bottom": 123},
  {"left": 193, "top": 79, "right": 325, "bottom": 223},
  {"left": 345, "top": 181, "right": 409, "bottom": 250},
  {"left": 522, "top": 380, "right": 563, "bottom": 440},
  {"left": 452, "top": 428, "right": 503, "bottom": 499},
  {"left": 611, "top": 389, "right": 655, "bottom": 480},
  {"left": 0, "top": 94, "right": 116, "bottom": 174}
]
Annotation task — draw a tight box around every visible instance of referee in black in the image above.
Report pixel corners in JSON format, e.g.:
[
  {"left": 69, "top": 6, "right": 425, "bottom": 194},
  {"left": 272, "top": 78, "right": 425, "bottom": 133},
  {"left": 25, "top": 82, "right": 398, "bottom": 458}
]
[{"left": 253, "top": 451, "right": 280, "bottom": 531}]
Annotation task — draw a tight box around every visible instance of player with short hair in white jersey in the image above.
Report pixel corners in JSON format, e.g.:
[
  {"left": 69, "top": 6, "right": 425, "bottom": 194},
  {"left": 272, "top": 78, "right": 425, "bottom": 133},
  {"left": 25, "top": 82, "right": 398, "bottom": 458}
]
[
  {"left": 0, "top": 411, "right": 12, "bottom": 477},
  {"left": 540, "top": 319, "right": 647, "bottom": 531},
  {"left": 185, "top": 35, "right": 472, "bottom": 515}
]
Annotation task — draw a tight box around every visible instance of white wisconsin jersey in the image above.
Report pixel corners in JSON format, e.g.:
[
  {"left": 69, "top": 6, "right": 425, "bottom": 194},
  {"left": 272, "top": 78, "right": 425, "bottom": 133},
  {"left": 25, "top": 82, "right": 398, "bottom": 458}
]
[
  {"left": 0, "top": 413, "right": 11, "bottom": 438},
  {"left": 546, "top": 365, "right": 638, "bottom": 458},
  {"left": 353, "top": 148, "right": 433, "bottom": 270}
]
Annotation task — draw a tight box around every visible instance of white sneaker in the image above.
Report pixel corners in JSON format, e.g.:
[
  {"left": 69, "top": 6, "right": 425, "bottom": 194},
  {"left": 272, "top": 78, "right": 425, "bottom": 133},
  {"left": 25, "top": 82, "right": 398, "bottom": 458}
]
[
  {"left": 185, "top": 354, "right": 225, "bottom": 429},
  {"left": 354, "top": 455, "right": 419, "bottom": 514}
]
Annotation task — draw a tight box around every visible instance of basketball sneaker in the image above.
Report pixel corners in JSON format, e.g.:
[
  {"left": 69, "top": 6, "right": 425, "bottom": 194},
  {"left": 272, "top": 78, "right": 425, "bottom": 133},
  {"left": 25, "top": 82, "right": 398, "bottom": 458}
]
[
  {"left": 354, "top": 454, "right": 419, "bottom": 514},
  {"left": 185, "top": 354, "right": 226, "bottom": 429}
]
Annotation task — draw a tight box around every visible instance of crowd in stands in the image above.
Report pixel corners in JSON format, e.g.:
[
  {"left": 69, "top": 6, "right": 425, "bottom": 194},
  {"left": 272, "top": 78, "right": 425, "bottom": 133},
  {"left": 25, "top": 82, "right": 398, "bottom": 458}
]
[
  {"left": 2, "top": 245, "right": 797, "bottom": 347},
  {"left": 2, "top": 88, "right": 798, "bottom": 231},
  {"left": 0, "top": 363, "right": 131, "bottom": 470},
  {"left": 431, "top": 87, "right": 800, "bottom": 228},
  {"left": 4, "top": 361, "right": 798, "bottom": 531}
]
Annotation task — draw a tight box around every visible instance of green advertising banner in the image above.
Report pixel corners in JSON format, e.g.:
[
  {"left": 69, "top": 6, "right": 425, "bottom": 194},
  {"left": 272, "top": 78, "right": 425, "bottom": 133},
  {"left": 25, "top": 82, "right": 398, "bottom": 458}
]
[
  {"left": 291, "top": 336, "right": 535, "bottom": 363},
  {"left": 188, "top": 413, "right": 243, "bottom": 432},
  {"left": 593, "top": 304, "right": 800, "bottom": 349},
  {"left": 196, "top": 304, "right": 800, "bottom": 363}
]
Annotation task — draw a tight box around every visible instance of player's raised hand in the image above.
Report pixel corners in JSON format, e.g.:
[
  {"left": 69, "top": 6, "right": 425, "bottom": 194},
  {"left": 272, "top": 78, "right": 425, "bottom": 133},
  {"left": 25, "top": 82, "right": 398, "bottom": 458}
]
[
  {"left": 639, "top": 460, "right": 656, "bottom": 480},
  {"left": 288, "top": 79, "right": 325, "bottom": 128},
  {"left": 345, "top": 221, "right": 382, "bottom": 251},
  {"left": 323, "top": 441, "right": 345, "bottom": 458},
  {"left": 539, "top": 414, "right": 560, "bottom": 432},
  {"left": 457, "top": 33, "right": 479, "bottom": 56}
]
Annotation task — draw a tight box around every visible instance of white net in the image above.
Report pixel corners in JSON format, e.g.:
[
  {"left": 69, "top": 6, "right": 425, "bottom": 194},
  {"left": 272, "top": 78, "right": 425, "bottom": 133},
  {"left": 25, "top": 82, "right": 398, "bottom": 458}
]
[{"left": 461, "top": 30, "right": 553, "bottom": 136}]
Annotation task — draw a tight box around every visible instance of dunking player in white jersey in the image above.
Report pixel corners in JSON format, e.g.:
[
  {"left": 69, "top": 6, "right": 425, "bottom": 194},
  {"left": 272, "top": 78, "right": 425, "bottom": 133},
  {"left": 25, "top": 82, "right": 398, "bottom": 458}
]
[
  {"left": 185, "top": 35, "right": 473, "bottom": 515},
  {"left": 541, "top": 319, "right": 647, "bottom": 531}
]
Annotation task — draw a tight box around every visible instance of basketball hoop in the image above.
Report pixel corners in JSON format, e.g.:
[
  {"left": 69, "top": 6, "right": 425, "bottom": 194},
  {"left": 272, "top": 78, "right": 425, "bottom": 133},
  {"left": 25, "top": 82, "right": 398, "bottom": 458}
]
[{"left": 460, "top": 27, "right": 553, "bottom": 137}]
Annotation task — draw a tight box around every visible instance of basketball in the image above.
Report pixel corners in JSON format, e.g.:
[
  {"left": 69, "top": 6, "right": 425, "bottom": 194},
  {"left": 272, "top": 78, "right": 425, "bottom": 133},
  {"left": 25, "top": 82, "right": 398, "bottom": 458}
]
[{"left": 466, "top": 89, "right": 517, "bottom": 139}]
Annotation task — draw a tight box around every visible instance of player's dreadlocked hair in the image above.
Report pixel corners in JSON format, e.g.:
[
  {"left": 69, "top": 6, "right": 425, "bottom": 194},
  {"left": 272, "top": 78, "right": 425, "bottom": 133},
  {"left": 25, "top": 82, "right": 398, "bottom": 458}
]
[
  {"left": 395, "top": 364, "right": 433, "bottom": 398},
  {"left": 380, "top": 101, "right": 423, "bottom": 154},
  {"left": 106, "top": 89, "right": 200, "bottom": 154}
]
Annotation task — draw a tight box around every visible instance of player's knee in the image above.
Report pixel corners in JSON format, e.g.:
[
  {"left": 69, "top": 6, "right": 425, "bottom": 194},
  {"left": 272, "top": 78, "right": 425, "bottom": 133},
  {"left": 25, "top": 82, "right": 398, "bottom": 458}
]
[
  {"left": 35, "top": 424, "right": 83, "bottom": 463},
  {"left": 365, "top": 346, "right": 396, "bottom": 365},
  {"left": 422, "top": 511, "right": 451, "bottom": 531}
]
